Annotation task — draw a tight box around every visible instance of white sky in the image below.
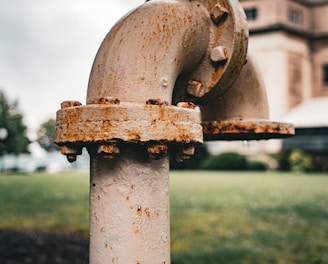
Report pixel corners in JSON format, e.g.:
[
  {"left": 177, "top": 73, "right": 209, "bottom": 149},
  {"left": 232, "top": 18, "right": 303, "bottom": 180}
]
[{"left": 0, "top": 0, "right": 144, "bottom": 139}]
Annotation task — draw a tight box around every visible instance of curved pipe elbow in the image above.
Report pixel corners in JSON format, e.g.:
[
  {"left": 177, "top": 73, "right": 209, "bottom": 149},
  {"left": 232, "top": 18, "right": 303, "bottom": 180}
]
[
  {"left": 201, "top": 52, "right": 269, "bottom": 122},
  {"left": 87, "top": 0, "right": 210, "bottom": 105}
]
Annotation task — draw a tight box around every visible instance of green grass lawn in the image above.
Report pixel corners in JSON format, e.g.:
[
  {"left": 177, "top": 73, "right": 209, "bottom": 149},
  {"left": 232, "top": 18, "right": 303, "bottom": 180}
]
[{"left": 1, "top": 171, "right": 328, "bottom": 263}]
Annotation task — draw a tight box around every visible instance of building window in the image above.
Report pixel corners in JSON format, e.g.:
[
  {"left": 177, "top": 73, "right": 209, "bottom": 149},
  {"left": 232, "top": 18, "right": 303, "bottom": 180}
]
[
  {"left": 288, "top": 8, "right": 303, "bottom": 24},
  {"left": 323, "top": 65, "right": 328, "bottom": 86},
  {"left": 245, "top": 8, "right": 258, "bottom": 21}
]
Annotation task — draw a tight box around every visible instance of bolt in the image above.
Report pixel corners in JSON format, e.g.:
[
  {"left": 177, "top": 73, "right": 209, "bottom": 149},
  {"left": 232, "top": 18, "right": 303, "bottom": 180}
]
[
  {"left": 161, "top": 77, "right": 169, "bottom": 88},
  {"left": 60, "top": 145, "right": 82, "bottom": 163},
  {"left": 98, "top": 97, "right": 120, "bottom": 105},
  {"left": 210, "top": 46, "right": 227, "bottom": 64},
  {"left": 61, "top": 100, "right": 82, "bottom": 109},
  {"left": 186, "top": 80, "right": 204, "bottom": 97},
  {"left": 211, "top": 2, "right": 229, "bottom": 24},
  {"left": 146, "top": 99, "right": 169, "bottom": 106},
  {"left": 97, "top": 144, "right": 120, "bottom": 159},
  {"left": 147, "top": 143, "right": 168, "bottom": 159},
  {"left": 177, "top": 102, "right": 195, "bottom": 110},
  {"left": 175, "top": 146, "right": 195, "bottom": 163}
]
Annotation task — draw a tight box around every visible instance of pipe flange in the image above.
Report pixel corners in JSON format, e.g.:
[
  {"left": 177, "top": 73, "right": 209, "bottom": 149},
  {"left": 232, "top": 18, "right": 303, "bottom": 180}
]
[
  {"left": 55, "top": 99, "right": 203, "bottom": 148},
  {"left": 186, "top": 0, "right": 248, "bottom": 104},
  {"left": 202, "top": 119, "right": 295, "bottom": 141}
]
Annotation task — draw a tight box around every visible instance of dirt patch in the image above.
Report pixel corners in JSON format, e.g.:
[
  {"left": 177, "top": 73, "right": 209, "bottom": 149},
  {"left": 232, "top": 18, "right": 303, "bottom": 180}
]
[{"left": 0, "top": 229, "right": 89, "bottom": 264}]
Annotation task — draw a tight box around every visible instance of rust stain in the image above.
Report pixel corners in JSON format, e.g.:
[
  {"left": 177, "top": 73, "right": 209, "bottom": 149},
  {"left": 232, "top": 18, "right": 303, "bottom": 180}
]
[
  {"left": 137, "top": 206, "right": 142, "bottom": 216},
  {"left": 144, "top": 208, "right": 151, "bottom": 218},
  {"left": 202, "top": 120, "right": 295, "bottom": 140},
  {"left": 146, "top": 98, "right": 169, "bottom": 106},
  {"left": 177, "top": 102, "right": 195, "bottom": 109}
]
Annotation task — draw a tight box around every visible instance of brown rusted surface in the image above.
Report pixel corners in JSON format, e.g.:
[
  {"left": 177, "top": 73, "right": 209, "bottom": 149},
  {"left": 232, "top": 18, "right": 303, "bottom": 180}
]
[
  {"left": 97, "top": 144, "right": 119, "bottom": 159},
  {"left": 202, "top": 120, "right": 295, "bottom": 141},
  {"left": 146, "top": 99, "right": 169, "bottom": 106},
  {"left": 60, "top": 145, "right": 83, "bottom": 163},
  {"left": 61, "top": 101, "right": 82, "bottom": 109},
  {"left": 147, "top": 143, "right": 168, "bottom": 160},
  {"left": 211, "top": 2, "right": 229, "bottom": 24},
  {"left": 186, "top": 0, "right": 248, "bottom": 104},
  {"left": 98, "top": 97, "right": 120, "bottom": 105},
  {"left": 55, "top": 102, "right": 203, "bottom": 145},
  {"left": 174, "top": 146, "right": 195, "bottom": 162},
  {"left": 176, "top": 101, "right": 195, "bottom": 109}
]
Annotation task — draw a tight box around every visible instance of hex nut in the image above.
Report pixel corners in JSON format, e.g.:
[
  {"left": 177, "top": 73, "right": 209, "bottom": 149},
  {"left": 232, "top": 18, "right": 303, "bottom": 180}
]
[
  {"left": 186, "top": 80, "right": 204, "bottom": 97},
  {"left": 147, "top": 143, "right": 168, "bottom": 159},
  {"left": 210, "top": 46, "right": 227, "bottom": 64},
  {"left": 60, "top": 145, "right": 83, "bottom": 163},
  {"left": 175, "top": 146, "right": 195, "bottom": 163},
  {"left": 211, "top": 3, "right": 229, "bottom": 24},
  {"left": 61, "top": 101, "right": 82, "bottom": 109},
  {"left": 98, "top": 97, "right": 120, "bottom": 105},
  {"left": 97, "top": 144, "right": 120, "bottom": 159},
  {"left": 177, "top": 102, "right": 195, "bottom": 110}
]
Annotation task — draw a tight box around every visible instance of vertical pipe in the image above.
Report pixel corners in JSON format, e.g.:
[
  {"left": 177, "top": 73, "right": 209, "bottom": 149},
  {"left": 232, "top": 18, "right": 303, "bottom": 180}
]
[{"left": 89, "top": 145, "right": 170, "bottom": 264}]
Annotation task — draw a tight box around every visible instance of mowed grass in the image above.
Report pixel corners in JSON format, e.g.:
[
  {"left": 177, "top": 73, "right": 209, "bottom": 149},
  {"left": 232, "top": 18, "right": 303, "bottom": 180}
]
[
  {"left": 170, "top": 171, "right": 328, "bottom": 264},
  {"left": 0, "top": 172, "right": 89, "bottom": 232},
  {"left": 1, "top": 171, "right": 328, "bottom": 263}
]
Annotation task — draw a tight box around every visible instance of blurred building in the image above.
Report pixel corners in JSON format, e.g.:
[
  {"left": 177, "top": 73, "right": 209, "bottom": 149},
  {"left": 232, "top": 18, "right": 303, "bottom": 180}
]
[{"left": 236, "top": 0, "right": 328, "bottom": 154}]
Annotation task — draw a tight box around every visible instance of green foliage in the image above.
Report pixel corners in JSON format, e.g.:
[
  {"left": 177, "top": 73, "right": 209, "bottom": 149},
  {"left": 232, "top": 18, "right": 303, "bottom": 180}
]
[
  {"left": 288, "top": 149, "right": 314, "bottom": 173},
  {"left": 37, "top": 118, "right": 59, "bottom": 152},
  {"left": 246, "top": 160, "right": 267, "bottom": 171},
  {"left": 0, "top": 90, "right": 30, "bottom": 156},
  {"left": 272, "top": 150, "right": 314, "bottom": 172},
  {"left": 200, "top": 152, "right": 247, "bottom": 170}
]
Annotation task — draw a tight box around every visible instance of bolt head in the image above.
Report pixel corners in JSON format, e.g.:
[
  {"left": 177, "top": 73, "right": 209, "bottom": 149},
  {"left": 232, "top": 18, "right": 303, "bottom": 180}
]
[
  {"left": 60, "top": 145, "right": 82, "bottom": 163},
  {"left": 186, "top": 80, "right": 204, "bottom": 97},
  {"left": 177, "top": 102, "right": 195, "bottom": 110},
  {"left": 98, "top": 97, "right": 120, "bottom": 105},
  {"left": 175, "top": 146, "right": 195, "bottom": 162},
  {"left": 97, "top": 144, "right": 119, "bottom": 159},
  {"left": 66, "top": 154, "right": 77, "bottom": 163},
  {"left": 211, "top": 3, "right": 229, "bottom": 24},
  {"left": 61, "top": 101, "right": 82, "bottom": 109},
  {"left": 147, "top": 143, "right": 168, "bottom": 159},
  {"left": 210, "top": 46, "right": 227, "bottom": 64}
]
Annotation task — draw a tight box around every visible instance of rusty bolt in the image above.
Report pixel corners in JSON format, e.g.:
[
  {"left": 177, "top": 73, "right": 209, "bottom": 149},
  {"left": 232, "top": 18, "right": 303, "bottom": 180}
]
[
  {"left": 147, "top": 143, "right": 168, "bottom": 159},
  {"left": 60, "top": 145, "right": 83, "bottom": 163},
  {"left": 146, "top": 99, "right": 169, "bottom": 106},
  {"left": 97, "top": 144, "right": 120, "bottom": 159},
  {"left": 211, "top": 3, "right": 229, "bottom": 24},
  {"left": 98, "top": 97, "right": 120, "bottom": 105},
  {"left": 61, "top": 100, "right": 82, "bottom": 109},
  {"left": 186, "top": 80, "right": 204, "bottom": 97},
  {"left": 210, "top": 46, "right": 227, "bottom": 64},
  {"left": 175, "top": 146, "right": 195, "bottom": 163},
  {"left": 177, "top": 102, "right": 195, "bottom": 110}
]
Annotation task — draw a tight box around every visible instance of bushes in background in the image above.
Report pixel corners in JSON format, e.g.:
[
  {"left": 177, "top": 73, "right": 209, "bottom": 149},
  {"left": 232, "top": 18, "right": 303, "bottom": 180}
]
[{"left": 200, "top": 152, "right": 267, "bottom": 171}]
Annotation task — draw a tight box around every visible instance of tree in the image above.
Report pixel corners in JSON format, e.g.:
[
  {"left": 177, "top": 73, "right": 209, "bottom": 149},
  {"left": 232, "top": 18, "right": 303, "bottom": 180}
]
[
  {"left": 37, "top": 118, "right": 58, "bottom": 152},
  {"left": 0, "top": 90, "right": 31, "bottom": 156}
]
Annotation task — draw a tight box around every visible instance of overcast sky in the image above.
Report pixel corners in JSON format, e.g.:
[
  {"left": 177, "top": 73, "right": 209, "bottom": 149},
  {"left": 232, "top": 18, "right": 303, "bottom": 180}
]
[{"left": 0, "top": 0, "right": 144, "bottom": 138}]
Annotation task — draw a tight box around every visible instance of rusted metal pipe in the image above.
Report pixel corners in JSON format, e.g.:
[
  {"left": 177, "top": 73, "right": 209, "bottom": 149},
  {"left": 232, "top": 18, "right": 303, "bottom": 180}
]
[
  {"left": 201, "top": 52, "right": 295, "bottom": 140},
  {"left": 54, "top": 0, "right": 292, "bottom": 263},
  {"left": 89, "top": 145, "right": 170, "bottom": 263}
]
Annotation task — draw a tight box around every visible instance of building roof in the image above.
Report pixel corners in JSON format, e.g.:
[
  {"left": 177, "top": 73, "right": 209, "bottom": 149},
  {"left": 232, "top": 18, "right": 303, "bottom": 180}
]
[{"left": 282, "top": 97, "right": 328, "bottom": 128}]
